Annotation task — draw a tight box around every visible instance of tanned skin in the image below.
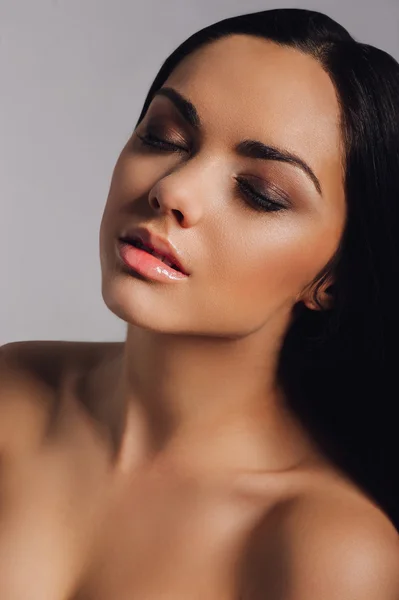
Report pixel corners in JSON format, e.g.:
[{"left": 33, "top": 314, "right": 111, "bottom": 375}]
[{"left": 1, "top": 36, "right": 398, "bottom": 600}]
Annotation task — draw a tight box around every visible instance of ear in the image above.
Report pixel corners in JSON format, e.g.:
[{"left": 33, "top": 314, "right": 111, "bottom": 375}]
[{"left": 299, "top": 277, "right": 335, "bottom": 312}]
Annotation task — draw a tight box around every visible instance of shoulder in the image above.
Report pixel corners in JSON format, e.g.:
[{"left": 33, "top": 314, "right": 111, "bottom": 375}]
[
  {"left": 0, "top": 340, "right": 58, "bottom": 455},
  {"left": 248, "top": 486, "right": 399, "bottom": 600},
  {"left": 0, "top": 340, "right": 118, "bottom": 455},
  {"left": 284, "top": 491, "right": 399, "bottom": 597}
]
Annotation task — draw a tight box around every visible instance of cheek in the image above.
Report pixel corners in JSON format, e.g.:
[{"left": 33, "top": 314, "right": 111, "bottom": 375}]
[
  {"left": 114, "top": 145, "right": 167, "bottom": 197},
  {"left": 109, "top": 155, "right": 138, "bottom": 204},
  {"left": 209, "top": 215, "right": 342, "bottom": 311},
  {"left": 100, "top": 153, "right": 145, "bottom": 233}
]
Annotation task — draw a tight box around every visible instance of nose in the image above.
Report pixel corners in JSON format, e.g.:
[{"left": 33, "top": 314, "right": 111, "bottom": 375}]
[{"left": 147, "top": 164, "right": 209, "bottom": 228}]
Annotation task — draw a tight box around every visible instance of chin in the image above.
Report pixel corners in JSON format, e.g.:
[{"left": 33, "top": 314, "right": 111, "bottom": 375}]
[
  {"left": 100, "top": 278, "right": 257, "bottom": 340},
  {"left": 100, "top": 271, "right": 191, "bottom": 334}
]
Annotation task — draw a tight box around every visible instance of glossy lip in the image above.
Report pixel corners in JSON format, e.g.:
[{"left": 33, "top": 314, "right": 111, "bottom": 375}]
[
  {"left": 117, "top": 241, "right": 187, "bottom": 282},
  {"left": 118, "top": 226, "right": 190, "bottom": 276}
]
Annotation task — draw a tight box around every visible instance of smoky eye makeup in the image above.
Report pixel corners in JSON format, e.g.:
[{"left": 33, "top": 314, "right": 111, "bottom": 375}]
[
  {"left": 149, "top": 124, "right": 188, "bottom": 145},
  {"left": 135, "top": 114, "right": 190, "bottom": 145},
  {"left": 134, "top": 129, "right": 295, "bottom": 213},
  {"left": 139, "top": 100, "right": 190, "bottom": 136},
  {"left": 134, "top": 114, "right": 313, "bottom": 210}
]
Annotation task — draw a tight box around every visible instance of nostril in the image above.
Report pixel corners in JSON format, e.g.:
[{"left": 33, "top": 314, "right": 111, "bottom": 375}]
[{"left": 173, "top": 209, "right": 184, "bottom": 224}]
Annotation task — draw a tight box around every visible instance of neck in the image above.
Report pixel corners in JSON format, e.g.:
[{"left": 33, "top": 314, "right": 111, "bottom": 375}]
[{"left": 90, "top": 319, "right": 320, "bottom": 478}]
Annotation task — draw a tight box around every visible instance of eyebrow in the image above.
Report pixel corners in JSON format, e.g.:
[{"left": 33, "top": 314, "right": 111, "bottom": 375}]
[{"left": 153, "top": 86, "right": 323, "bottom": 197}]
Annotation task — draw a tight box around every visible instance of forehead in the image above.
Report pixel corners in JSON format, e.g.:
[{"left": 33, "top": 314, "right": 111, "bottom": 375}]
[{"left": 162, "top": 35, "right": 344, "bottom": 196}]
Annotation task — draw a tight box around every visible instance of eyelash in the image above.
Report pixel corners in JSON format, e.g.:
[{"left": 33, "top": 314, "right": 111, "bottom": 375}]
[{"left": 136, "top": 132, "right": 286, "bottom": 213}]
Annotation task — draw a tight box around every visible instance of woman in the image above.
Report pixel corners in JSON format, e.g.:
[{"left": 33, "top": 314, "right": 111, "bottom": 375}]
[{"left": 1, "top": 6, "right": 399, "bottom": 599}]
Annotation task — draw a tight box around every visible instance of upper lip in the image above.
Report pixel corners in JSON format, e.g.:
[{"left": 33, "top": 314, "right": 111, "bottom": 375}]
[{"left": 118, "top": 226, "right": 190, "bottom": 275}]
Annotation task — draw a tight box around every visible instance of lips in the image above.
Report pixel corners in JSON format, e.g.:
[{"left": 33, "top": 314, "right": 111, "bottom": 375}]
[
  {"left": 120, "top": 237, "right": 183, "bottom": 273},
  {"left": 118, "top": 227, "right": 189, "bottom": 275}
]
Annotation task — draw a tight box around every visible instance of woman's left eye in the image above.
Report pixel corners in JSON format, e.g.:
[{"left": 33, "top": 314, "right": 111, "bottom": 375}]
[
  {"left": 235, "top": 177, "right": 287, "bottom": 213},
  {"left": 136, "top": 132, "right": 187, "bottom": 153}
]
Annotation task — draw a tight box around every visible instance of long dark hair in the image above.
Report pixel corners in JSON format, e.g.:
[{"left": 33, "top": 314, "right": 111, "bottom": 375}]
[{"left": 132, "top": 8, "right": 399, "bottom": 530}]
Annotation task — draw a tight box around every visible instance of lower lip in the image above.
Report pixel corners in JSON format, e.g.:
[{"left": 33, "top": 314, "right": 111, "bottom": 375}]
[{"left": 117, "top": 241, "right": 188, "bottom": 283}]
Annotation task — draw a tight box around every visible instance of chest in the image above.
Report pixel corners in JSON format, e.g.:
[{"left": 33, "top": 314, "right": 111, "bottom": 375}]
[
  {"left": 1, "top": 403, "right": 291, "bottom": 600},
  {"left": 74, "top": 468, "right": 282, "bottom": 600}
]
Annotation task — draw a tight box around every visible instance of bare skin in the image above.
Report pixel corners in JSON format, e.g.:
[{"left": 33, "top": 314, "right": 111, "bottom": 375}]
[{"left": 1, "top": 36, "right": 399, "bottom": 599}]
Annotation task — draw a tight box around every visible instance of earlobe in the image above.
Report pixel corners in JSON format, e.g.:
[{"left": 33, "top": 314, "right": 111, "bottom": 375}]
[
  {"left": 303, "top": 293, "right": 334, "bottom": 311},
  {"left": 300, "top": 280, "right": 335, "bottom": 312}
]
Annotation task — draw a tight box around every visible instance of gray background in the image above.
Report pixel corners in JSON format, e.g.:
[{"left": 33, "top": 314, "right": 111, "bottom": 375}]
[{"left": 1, "top": 0, "right": 398, "bottom": 345}]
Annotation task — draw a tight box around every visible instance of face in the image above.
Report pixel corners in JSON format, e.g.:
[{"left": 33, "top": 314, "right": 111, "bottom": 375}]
[{"left": 99, "top": 35, "right": 346, "bottom": 338}]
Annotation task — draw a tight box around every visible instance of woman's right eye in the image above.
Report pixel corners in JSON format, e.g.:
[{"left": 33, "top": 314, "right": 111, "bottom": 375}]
[{"left": 136, "top": 132, "right": 187, "bottom": 154}]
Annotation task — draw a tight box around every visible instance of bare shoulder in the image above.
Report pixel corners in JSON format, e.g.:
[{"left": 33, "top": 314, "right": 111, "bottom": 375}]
[
  {"left": 0, "top": 340, "right": 122, "bottom": 600},
  {"left": 245, "top": 480, "right": 399, "bottom": 600},
  {"left": 0, "top": 340, "right": 120, "bottom": 455}
]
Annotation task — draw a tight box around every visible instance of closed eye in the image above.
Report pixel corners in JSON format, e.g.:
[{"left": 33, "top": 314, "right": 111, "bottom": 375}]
[
  {"left": 137, "top": 132, "right": 187, "bottom": 153},
  {"left": 234, "top": 177, "right": 287, "bottom": 213}
]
